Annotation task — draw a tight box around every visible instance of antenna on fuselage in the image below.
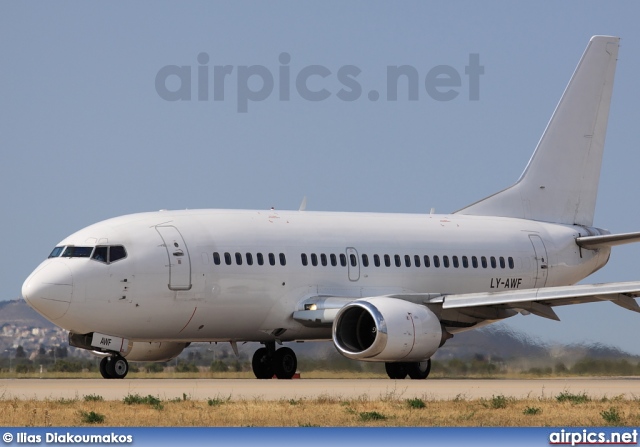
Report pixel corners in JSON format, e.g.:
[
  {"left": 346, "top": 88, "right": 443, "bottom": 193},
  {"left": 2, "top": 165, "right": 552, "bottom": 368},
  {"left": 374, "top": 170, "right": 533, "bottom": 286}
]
[{"left": 299, "top": 196, "right": 307, "bottom": 211}]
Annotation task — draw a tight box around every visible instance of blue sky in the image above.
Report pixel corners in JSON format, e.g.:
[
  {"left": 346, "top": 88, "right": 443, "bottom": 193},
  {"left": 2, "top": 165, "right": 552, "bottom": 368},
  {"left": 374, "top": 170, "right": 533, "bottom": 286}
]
[{"left": 3, "top": 2, "right": 640, "bottom": 352}]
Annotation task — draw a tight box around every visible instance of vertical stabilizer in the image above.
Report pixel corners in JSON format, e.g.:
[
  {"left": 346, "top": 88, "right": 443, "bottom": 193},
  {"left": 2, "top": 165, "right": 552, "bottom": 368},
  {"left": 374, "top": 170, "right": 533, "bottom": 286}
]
[{"left": 455, "top": 36, "right": 619, "bottom": 226}]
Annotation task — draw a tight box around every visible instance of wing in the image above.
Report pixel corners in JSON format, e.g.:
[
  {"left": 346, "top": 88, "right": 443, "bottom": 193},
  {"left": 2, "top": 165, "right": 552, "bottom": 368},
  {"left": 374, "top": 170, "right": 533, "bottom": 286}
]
[
  {"left": 292, "top": 282, "right": 640, "bottom": 327},
  {"left": 441, "top": 281, "right": 640, "bottom": 321}
]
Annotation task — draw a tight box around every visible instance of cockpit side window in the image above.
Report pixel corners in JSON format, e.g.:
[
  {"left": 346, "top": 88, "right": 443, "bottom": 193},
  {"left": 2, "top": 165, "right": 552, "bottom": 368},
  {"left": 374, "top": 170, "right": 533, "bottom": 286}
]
[
  {"left": 48, "top": 246, "right": 64, "bottom": 258},
  {"left": 62, "top": 246, "right": 93, "bottom": 258},
  {"left": 110, "top": 246, "right": 127, "bottom": 263},
  {"left": 92, "top": 246, "right": 109, "bottom": 263}
]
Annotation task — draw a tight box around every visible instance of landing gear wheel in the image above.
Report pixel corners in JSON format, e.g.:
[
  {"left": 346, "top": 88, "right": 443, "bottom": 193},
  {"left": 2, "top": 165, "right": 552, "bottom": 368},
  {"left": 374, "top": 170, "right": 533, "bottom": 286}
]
[
  {"left": 385, "top": 362, "right": 408, "bottom": 380},
  {"left": 111, "top": 356, "right": 129, "bottom": 379},
  {"left": 252, "top": 347, "right": 274, "bottom": 379},
  {"left": 407, "top": 359, "right": 431, "bottom": 380},
  {"left": 272, "top": 347, "right": 297, "bottom": 379},
  {"left": 99, "top": 357, "right": 110, "bottom": 379},
  {"left": 99, "top": 355, "right": 128, "bottom": 379}
]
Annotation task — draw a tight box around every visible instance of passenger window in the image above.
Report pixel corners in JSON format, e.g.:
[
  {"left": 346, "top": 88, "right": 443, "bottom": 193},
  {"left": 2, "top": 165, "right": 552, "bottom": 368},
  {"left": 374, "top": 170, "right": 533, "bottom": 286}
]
[
  {"left": 481, "top": 256, "right": 488, "bottom": 268},
  {"left": 434, "top": 256, "right": 440, "bottom": 268},
  {"left": 404, "top": 255, "right": 411, "bottom": 267},
  {"left": 279, "top": 253, "right": 286, "bottom": 266},
  {"left": 350, "top": 254, "right": 357, "bottom": 267},
  {"left": 374, "top": 254, "right": 380, "bottom": 267},
  {"left": 235, "top": 252, "right": 243, "bottom": 265},
  {"left": 453, "top": 256, "right": 459, "bottom": 268},
  {"left": 49, "top": 246, "right": 64, "bottom": 258},
  {"left": 257, "top": 253, "right": 264, "bottom": 266},
  {"left": 268, "top": 253, "right": 276, "bottom": 266},
  {"left": 330, "top": 254, "right": 337, "bottom": 266},
  {"left": 224, "top": 252, "right": 232, "bottom": 265},
  {"left": 213, "top": 252, "right": 221, "bottom": 265},
  {"left": 301, "top": 253, "right": 308, "bottom": 266},
  {"left": 321, "top": 254, "right": 327, "bottom": 266},
  {"left": 340, "top": 254, "right": 347, "bottom": 267},
  {"left": 499, "top": 257, "right": 505, "bottom": 269},
  {"left": 424, "top": 255, "right": 430, "bottom": 268},
  {"left": 472, "top": 256, "right": 478, "bottom": 268},
  {"left": 311, "top": 253, "right": 318, "bottom": 266},
  {"left": 384, "top": 254, "right": 391, "bottom": 267},
  {"left": 362, "top": 254, "right": 369, "bottom": 267},
  {"left": 394, "top": 254, "right": 401, "bottom": 267},
  {"left": 462, "top": 256, "right": 469, "bottom": 268},
  {"left": 443, "top": 256, "right": 450, "bottom": 268},
  {"left": 490, "top": 256, "right": 497, "bottom": 269},
  {"left": 246, "top": 253, "right": 253, "bottom": 266},
  {"left": 414, "top": 255, "right": 421, "bottom": 267},
  {"left": 508, "top": 257, "right": 515, "bottom": 269}
]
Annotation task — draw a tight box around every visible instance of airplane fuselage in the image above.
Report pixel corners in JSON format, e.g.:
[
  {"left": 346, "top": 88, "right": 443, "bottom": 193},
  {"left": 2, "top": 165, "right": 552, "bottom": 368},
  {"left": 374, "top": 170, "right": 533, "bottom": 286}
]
[{"left": 23, "top": 209, "right": 610, "bottom": 343}]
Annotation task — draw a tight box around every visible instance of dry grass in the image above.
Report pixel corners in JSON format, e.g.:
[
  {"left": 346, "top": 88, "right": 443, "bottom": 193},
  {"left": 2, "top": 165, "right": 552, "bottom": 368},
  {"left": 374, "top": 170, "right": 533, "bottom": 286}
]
[{"left": 1, "top": 393, "right": 640, "bottom": 427}]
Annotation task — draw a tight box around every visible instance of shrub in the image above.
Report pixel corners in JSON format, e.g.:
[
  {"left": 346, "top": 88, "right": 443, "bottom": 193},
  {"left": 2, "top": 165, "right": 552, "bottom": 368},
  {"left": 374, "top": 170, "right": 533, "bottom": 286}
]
[
  {"left": 79, "top": 411, "right": 105, "bottom": 424},
  {"left": 407, "top": 398, "right": 426, "bottom": 409},
  {"left": 359, "top": 411, "right": 387, "bottom": 422}
]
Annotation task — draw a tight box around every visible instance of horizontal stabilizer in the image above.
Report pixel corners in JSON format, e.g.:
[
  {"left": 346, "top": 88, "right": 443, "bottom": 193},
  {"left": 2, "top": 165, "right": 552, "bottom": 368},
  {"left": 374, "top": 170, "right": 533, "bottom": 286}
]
[{"left": 576, "top": 231, "right": 640, "bottom": 249}]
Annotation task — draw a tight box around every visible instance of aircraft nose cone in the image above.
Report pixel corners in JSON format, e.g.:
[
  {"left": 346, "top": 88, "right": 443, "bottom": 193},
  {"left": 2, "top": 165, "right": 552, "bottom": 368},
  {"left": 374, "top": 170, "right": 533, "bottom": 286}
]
[{"left": 22, "top": 261, "right": 73, "bottom": 321}]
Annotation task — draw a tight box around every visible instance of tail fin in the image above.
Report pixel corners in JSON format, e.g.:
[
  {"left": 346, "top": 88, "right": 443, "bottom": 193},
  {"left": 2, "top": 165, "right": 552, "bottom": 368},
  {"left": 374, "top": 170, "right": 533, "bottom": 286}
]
[{"left": 455, "top": 36, "right": 619, "bottom": 226}]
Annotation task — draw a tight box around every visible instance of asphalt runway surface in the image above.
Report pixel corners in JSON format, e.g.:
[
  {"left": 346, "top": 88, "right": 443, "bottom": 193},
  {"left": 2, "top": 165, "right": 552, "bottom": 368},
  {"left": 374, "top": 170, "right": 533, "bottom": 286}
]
[{"left": 1, "top": 378, "right": 639, "bottom": 401}]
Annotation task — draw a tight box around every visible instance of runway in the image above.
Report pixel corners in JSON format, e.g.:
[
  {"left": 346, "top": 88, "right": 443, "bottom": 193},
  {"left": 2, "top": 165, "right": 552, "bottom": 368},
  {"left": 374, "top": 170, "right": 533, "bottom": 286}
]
[{"left": 1, "top": 378, "right": 640, "bottom": 401}]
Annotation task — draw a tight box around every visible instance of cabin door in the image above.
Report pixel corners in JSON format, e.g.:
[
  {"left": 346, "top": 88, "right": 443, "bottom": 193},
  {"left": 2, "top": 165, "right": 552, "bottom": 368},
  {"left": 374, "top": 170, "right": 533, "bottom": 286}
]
[
  {"left": 156, "top": 225, "right": 192, "bottom": 290},
  {"left": 529, "top": 235, "right": 548, "bottom": 288}
]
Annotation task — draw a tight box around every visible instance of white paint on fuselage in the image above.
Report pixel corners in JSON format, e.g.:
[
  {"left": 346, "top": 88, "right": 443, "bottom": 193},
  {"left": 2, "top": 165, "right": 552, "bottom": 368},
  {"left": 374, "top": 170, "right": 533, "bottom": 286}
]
[{"left": 26, "top": 209, "right": 609, "bottom": 343}]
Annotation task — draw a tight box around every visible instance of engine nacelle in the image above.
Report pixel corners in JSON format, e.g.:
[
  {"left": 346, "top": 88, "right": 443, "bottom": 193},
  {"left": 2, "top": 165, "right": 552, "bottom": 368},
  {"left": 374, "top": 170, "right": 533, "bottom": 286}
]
[{"left": 332, "top": 297, "right": 444, "bottom": 362}]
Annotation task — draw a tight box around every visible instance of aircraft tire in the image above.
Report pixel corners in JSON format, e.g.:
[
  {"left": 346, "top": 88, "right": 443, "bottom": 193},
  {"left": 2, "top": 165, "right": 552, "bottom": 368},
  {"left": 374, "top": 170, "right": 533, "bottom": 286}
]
[
  {"left": 272, "top": 347, "right": 297, "bottom": 380},
  {"left": 99, "top": 357, "right": 111, "bottom": 379},
  {"left": 252, "top": 347, "right": 274, "bottom": 379},
  {"left": 112, "top": 356, "right": 129, "bottom": 379},
  {"left": 385, "top": 362, "right": 408, "bottom": 380},
  {"left": 407, "top": 359, "right": 431, "bottom": 380}
]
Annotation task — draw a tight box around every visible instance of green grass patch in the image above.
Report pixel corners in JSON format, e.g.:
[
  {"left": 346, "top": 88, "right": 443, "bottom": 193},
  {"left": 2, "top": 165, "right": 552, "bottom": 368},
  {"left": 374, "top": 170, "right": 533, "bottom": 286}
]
[
  {"left": 359, "top": 411, "right": 387, "bottom": 422},
  {"left": 79, "top": 411, "right": 105, "bottom": 424},
  {"left": 407, "top": 398, "right": 426, "bottom": 409},
  {"left": 523, "top": 406, "right": 541, "bottom": 415},
  {"left": 123, "top": 393, "right": 163, "bottom": 410},
  {"left": 600, "top": 407, "right": 622, "bottom": 425},
  {"left": 556, "top": 391, "right": 590, "bottom": 404}
]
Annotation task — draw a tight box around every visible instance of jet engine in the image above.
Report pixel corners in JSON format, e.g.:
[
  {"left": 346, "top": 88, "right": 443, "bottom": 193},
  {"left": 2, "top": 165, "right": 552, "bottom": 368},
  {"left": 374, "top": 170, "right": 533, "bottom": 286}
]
[{"left": 332, "top": 297, "right": 445, "bottom": 362}]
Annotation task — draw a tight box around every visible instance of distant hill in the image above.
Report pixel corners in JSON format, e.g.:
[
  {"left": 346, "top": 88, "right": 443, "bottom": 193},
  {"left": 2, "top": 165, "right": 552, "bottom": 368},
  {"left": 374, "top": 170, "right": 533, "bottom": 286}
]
[
  {"left": 0, "top": 299, "right": 54, "bottom": 329},
  {"left": 1, "top": 298, "right": 635, "bottom": 366}
]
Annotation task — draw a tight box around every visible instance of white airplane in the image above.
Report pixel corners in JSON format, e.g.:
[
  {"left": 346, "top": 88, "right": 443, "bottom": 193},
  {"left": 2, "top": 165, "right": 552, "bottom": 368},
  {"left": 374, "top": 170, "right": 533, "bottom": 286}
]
[{"left": 21, "top": 36, "right": 640, "bottom": 380}]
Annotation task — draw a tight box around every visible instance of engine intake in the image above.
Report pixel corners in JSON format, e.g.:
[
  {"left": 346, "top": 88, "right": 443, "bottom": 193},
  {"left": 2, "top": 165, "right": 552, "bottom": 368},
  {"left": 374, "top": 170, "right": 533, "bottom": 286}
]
[{"left": 332, "top": 297, "right": 445, "bottom": 362}]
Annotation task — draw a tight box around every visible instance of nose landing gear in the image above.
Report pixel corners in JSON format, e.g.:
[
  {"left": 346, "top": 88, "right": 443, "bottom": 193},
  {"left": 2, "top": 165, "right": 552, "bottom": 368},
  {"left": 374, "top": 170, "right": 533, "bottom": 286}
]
[
  {"left": 99, "top": 355, "right": 129, "bottom": 379},
  {"left": 251, "top": 342, "right": 297, "bottom": 379}
]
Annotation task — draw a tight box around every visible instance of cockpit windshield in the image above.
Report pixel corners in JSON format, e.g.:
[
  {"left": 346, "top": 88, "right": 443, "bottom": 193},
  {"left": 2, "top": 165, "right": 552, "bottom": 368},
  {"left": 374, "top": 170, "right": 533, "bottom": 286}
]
[
  {"left": 48, "top": 246, "right": 64, "bottom": 258},
  {"left": 47, "top": 245, "right": 127, "bottom": 263},
  {"left": 62, "top": 246, "right": 93, "bottom": 258}
]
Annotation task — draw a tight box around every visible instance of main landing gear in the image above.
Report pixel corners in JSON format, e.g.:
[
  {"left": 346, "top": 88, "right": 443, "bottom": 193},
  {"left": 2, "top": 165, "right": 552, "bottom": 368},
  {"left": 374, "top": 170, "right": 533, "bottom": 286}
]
[
  {"left": 385, "top": 359, "right": 431, "bottom": 380},
  {"left": 251, "top": 342, "right": 297, "bottom": 379},
  {"left": 99, "top": 354, "right": 129, "bottom": 379}
]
